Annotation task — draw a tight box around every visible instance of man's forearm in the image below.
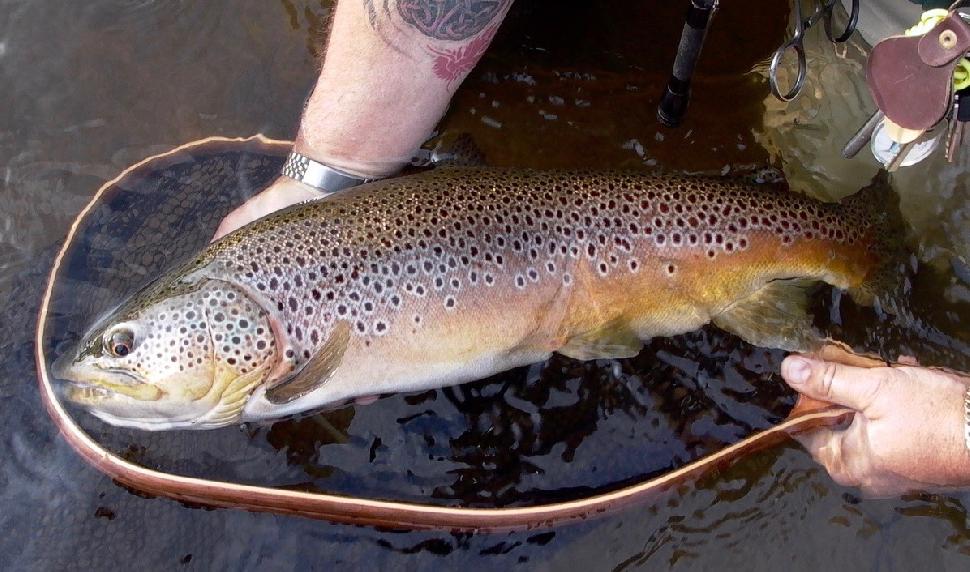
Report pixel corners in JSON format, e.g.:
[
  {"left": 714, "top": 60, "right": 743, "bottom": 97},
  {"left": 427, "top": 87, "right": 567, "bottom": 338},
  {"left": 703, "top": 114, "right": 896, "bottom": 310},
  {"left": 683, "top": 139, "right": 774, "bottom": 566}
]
[{"left": 295, "top": 0, "right": 512, "bottom": 178}]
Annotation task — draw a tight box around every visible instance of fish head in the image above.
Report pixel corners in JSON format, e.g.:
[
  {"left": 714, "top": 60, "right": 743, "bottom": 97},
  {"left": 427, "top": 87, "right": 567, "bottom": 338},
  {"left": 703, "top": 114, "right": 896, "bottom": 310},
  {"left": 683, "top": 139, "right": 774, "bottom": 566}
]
[{"left": 54, "top": 276, "right": 279, "bottom": 430}]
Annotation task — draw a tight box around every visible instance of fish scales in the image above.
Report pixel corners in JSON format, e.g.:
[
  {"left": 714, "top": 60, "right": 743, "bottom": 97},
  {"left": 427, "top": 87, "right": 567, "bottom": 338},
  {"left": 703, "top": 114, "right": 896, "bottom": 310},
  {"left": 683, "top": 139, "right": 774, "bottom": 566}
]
[
  {"left": 204, "top": 169, "right": 875, "bottom": 412},
  {"left": 58, "top": 167, "right": 893, "bottom": 428}
]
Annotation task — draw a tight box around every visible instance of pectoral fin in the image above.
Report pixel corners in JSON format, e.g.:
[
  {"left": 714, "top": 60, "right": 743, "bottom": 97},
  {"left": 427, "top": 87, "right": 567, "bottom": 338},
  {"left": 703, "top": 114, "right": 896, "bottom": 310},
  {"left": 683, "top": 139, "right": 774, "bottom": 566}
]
[
  {"left": 713, "top": 278, "right": 821, "bottom": 352},
  {"left": 558, "top": 325, "right": 643, "bottom": 360},
  {"left": 266, "top": 321, "right": 351, "bottom": 405}
]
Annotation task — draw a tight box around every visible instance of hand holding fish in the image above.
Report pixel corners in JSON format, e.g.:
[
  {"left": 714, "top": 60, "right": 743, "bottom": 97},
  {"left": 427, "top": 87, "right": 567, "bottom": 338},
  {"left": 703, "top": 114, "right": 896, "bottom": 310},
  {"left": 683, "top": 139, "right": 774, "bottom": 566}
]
[
  {"left": 214, "top": 177, "right": 321, "bottom": 241},
  {"left": 213, "top": 0, "right": 512, "bottom": 241},
  {"left": 781, "top": 355, "right": 970, "bottom": 496}
]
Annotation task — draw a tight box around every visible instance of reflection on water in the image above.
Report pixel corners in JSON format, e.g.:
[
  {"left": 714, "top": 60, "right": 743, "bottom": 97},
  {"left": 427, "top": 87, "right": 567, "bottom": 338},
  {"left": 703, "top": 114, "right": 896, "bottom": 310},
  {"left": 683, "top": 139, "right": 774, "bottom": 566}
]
[{"left": 3, "top": 0, "right": 970, "bottom": 570}]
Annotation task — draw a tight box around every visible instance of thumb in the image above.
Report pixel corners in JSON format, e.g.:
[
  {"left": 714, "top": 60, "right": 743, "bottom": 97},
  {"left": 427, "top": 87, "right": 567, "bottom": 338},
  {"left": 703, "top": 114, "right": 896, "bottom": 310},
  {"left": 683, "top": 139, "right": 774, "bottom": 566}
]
[{"left": 781, "top": 355, "right": 884, "bottom": 412}]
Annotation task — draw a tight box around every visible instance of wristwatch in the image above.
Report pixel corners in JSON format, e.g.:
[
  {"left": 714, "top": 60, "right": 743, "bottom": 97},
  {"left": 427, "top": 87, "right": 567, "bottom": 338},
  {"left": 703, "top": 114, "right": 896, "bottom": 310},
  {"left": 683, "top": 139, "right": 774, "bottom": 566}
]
[{"left": 280, "top": 151, "right": 374, "bottom": 193}]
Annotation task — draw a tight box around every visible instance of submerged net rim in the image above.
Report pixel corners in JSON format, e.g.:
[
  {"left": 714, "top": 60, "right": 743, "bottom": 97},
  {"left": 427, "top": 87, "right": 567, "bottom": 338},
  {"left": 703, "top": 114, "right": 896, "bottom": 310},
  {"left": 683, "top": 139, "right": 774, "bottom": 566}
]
[{"left": 34, "top": 134, "right": 855, "bottom": 532}]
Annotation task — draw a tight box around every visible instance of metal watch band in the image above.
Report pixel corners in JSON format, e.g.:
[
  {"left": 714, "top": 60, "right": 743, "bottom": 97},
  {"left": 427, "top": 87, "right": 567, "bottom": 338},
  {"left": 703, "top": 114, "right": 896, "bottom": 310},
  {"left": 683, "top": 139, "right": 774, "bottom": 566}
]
[{"left": 280, "top": 151, "right": 373, "bottom": 193}]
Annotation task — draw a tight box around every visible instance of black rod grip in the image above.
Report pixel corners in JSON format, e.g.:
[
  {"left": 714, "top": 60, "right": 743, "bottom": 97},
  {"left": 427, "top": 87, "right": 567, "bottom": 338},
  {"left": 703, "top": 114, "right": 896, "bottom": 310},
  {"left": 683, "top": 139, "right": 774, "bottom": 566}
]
[{"left": 657, "top": 0, "right": 718, "bottom": 128}]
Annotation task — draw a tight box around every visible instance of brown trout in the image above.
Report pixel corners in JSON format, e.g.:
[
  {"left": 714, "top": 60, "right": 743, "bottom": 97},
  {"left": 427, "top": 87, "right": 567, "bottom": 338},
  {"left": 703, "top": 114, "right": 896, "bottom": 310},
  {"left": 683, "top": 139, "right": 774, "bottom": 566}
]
[{"left": 55, "top": 168, "right": 899, "bottom": 430}]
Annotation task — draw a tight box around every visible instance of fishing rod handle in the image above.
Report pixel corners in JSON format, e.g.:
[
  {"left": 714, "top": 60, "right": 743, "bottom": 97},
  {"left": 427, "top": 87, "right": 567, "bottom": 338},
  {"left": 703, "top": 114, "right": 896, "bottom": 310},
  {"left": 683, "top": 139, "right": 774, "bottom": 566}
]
[{"left": 658, "top": 0, "right": 720, "bottom": 128}]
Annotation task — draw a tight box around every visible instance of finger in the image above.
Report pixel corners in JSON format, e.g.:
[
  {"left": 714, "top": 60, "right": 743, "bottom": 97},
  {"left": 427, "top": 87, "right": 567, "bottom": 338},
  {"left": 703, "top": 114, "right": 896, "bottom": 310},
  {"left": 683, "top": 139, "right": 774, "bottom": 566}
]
[
  {"left": 781, "top": 355, "right": 885, "bottom": 412},
  {"left": 212, "top": 213, "right": 247, "bottom": 241},
  {"left": 212, "top": 202, "right": 256, "bottom": 241},
  {"left": 212, "top": 216, "right": 237, "bottom": 242},
  {"left": 212, "top": 179, "right": 322, "bottom": 242},
  {"left": 896, "top": 355, "right": 919, "bottom": 366},
  {"left": 795, "top": 427, "right": 859, "bottom": 488}
]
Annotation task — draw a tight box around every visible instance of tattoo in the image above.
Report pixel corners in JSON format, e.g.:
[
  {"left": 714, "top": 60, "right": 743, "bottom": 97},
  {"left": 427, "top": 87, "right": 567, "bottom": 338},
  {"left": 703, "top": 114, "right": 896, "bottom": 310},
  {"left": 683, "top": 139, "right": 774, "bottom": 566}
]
[
  {"left": 362, "top": 0, "right": 412, "bottom": 56},
  {"left": 362, "top": 0, "right": 508, "bottom": 78},
  {"left": 428, "top": 23, "right": 498, "bottom": 83},
  {"left": 363, "top": 0, "right": 381, "bottom": 29},
  {"left": 397, "top": 0, "right": 507, "bottom": 41}
]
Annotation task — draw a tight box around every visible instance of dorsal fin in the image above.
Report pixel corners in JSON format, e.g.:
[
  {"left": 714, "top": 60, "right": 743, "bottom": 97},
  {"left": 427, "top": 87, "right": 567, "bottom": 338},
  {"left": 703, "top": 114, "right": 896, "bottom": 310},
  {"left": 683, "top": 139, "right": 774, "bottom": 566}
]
[
  {"left": 712, "top": 278, "right": 821, "bottom": 352},
  {"left": 265, "top": 321, "right": 351, "bottom": 405}
]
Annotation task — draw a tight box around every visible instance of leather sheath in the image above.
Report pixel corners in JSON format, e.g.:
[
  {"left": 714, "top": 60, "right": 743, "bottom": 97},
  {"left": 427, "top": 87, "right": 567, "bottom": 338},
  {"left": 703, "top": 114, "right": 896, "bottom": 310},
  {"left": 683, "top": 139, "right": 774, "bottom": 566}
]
[{"left": 867, "top": 12, "right": 970, "bottom": 130}]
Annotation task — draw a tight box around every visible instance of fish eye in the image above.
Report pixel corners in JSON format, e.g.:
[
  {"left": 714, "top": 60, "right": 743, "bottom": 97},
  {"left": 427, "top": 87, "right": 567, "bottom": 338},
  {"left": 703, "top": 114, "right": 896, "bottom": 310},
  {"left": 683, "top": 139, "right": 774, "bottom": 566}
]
[{"left": 106, "top": 327, "right": 135, "bottom": 358}]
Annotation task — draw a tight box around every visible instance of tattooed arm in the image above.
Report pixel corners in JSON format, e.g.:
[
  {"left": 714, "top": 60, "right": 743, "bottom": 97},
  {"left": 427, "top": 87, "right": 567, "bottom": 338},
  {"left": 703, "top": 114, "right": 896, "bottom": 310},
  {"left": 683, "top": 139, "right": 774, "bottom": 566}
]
[
  {"left": 214, "top": 0, "right": 512, "bottom": 239},
  {"left": 300, "top": 0, "right": 511, "bottom": 175}
]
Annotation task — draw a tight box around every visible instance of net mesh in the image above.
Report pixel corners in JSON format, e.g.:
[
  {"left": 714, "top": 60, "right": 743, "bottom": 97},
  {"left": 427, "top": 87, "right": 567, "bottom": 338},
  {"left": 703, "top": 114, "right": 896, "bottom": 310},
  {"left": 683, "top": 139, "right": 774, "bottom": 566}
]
[{"left": 41, "top": 137, "right": 797, "bottom": 507}]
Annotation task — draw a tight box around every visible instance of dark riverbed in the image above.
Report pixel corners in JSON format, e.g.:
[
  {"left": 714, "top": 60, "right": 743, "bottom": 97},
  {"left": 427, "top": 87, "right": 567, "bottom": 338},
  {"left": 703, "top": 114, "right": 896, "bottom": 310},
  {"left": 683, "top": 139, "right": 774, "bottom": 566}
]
[{"left": 3, "top": 1, "right": 970, "bottom": 570}]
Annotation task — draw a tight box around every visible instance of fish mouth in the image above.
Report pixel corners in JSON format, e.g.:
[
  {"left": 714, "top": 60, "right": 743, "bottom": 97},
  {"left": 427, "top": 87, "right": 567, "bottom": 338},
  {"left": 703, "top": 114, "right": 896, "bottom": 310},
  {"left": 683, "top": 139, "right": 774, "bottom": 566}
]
[
  {"left": 52, "top": 357, "right": 162, "bottom": 403},
  {"left": 61, "top": 378, "right": 162, "bottom": 403}
]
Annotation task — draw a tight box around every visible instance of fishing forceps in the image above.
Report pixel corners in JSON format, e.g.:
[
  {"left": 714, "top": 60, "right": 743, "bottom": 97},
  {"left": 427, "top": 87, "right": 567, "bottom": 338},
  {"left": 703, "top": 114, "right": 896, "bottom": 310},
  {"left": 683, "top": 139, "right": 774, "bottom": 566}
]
[{"left": 769, "top": 0, "right": 860, "bottom": 101}]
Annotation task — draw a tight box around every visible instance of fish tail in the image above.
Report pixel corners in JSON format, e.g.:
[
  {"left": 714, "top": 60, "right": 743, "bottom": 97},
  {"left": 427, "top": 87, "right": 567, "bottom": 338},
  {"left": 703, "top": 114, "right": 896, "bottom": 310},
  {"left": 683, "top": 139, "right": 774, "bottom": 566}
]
[{"left": 841, "top": 170, "right": 908, "bottom": 309}]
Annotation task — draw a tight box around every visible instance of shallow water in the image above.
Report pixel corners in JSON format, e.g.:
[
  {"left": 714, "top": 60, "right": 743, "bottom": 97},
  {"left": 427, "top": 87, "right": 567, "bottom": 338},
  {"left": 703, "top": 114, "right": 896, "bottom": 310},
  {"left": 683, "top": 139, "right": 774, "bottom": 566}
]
[{"left": 3, "top": 1, "right": 970, "bottom": 570}]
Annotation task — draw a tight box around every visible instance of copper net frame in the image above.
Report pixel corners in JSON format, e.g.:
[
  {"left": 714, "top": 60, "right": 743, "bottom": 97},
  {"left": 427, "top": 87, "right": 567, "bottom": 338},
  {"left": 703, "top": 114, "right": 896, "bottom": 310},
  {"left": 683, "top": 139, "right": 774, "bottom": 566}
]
[{"left": 34, "top": 134, "right": 860, "bottom": 532}]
